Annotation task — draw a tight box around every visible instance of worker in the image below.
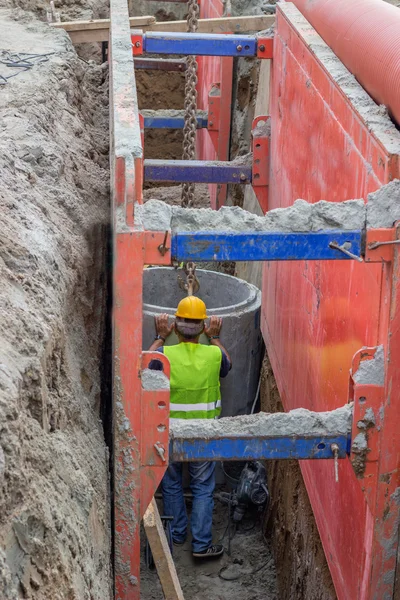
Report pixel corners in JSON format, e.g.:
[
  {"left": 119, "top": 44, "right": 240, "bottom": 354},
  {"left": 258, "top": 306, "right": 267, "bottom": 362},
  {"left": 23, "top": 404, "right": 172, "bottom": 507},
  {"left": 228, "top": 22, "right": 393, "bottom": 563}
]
[{"left": 149, "top": 295, "right": 232, "bottom": 559}]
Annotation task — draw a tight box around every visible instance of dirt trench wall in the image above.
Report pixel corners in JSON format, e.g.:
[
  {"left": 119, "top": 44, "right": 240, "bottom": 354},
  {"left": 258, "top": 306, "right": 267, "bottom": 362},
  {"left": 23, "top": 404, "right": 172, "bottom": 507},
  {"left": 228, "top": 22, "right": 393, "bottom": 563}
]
[
  {"left": 0, "top": 12, "right": 111, "bottom": 600},
  {"left": 260, "top": 355, "right": 336, "bottom": 600}
]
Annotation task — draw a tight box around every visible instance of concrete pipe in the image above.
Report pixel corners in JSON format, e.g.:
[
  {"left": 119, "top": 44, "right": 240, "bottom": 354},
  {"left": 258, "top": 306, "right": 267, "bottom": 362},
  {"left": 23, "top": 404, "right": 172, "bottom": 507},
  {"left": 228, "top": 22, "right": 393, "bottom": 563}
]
[{"left": 142, "top": 267, "right": 262, "bottom": 417}]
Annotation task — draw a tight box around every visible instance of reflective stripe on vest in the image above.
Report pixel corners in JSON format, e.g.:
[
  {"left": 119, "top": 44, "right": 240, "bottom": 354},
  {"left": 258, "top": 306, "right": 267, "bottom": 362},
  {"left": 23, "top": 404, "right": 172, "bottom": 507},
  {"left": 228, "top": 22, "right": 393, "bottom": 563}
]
[{"left": 164, "top": 343, "right": 222, "bottom": 419}]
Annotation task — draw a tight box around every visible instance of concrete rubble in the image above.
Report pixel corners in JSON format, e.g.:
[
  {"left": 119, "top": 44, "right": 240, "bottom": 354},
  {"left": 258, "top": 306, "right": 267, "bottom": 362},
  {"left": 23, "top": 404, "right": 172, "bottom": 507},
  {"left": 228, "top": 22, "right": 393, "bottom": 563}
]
[
  {"left": 136, "top": 180, "right": 400, "bottom": 234},
  {"left": 141, "top": 368, "right": 170, "bottom": 390},
  {"left": 136, "top": 198, "right": 366, "bottom": 232},
  {"left": 366, "top": 180, "right": 400, "bottom": 229},
  {"left": 353, "top": 345, "right": 385, "bottom": 386},
  {"left": 170, "top": 404, "right": 352, "bottom": 439}
]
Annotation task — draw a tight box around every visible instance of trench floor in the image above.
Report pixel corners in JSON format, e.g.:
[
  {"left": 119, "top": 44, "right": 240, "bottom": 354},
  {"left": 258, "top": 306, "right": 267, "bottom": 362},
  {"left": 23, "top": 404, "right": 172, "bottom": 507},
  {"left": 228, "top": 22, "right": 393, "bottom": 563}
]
[{"left": 140, "top": 488, "right": 277, "bottom": 600}]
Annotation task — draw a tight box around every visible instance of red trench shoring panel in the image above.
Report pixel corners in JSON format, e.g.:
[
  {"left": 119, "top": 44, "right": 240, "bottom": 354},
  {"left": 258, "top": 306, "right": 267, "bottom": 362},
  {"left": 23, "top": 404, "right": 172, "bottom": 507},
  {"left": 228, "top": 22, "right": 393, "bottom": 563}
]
[
  {"left": 262, "top": 4, "right": 400, "bottom": 599},
  {"left": 196, "top": 0, "right": 233, "bottom": 208},
  {"left": 110, "top": 0, "right": 172, "bottom": 597}
]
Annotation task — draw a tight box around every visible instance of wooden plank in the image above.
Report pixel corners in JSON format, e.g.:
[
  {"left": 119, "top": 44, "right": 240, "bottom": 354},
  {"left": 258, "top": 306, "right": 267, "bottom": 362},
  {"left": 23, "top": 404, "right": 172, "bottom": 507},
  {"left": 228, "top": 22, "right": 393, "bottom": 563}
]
[
  {"left": 51, "top": 14, "right": 275, "bottom": 43},
  {"left": 51, "top": 15, "right": 155, "bottom": 43},
  {"left": 143, "top": 498, "right": 184, "bottom": 600},
  {"left": 146, "top": 14, "right": 275, "bottom": 33},
  {"left": 52, "top": 15, "right": 156, "bottom": 31},
  {"left": 68, "top": 29, "right": 110, "bottom": 43},
  {"left": 134, "top": 58, "right": 187, "bottom": 71}
]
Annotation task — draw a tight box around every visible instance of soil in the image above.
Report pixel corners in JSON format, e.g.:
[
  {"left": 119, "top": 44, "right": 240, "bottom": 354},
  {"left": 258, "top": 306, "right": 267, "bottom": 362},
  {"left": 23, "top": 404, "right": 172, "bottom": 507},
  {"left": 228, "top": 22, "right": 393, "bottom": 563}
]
[
  {"left": 141, "top": 496, "right": 277, "bottom": 600},
  {"left": 137, "top": 71, "right": 185, "bottom": 112},
  {"left": 136, "top": 63, "right": 185, "bottom": 185},
  {"left": 143, "top": 184, "right": 210, "bottom": 208},
  {"left": 0, "top": 9, "right": 111, "bottom": 600}
]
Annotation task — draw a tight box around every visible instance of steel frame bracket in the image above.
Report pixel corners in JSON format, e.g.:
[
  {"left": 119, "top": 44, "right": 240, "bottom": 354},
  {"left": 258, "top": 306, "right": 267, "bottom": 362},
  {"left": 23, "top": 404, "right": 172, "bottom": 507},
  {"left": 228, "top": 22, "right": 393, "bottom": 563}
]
[
  {"left": 131, "top": 31, "right": 260, "bottom": 57},
  {"left": 252, "top": 115, "right": 270, "bottom": 213},
  {"left": 139, "top": 351, "right": 170, "bottom": 514},
  {"left": 131, "top": 32, "right": 272, "bottom": 58},
  {"left": 256, "top": 35, "right": 274, "bottom": 59},
  {"left": 349, "top": 347, "right": 385, "bottom": 512},
  {"left": 207, "top": 83, "right": 221, "bottom": 152},
  {"left": 364, "top": 227, "right": 397, "bottom": 262},
  {"left": 144, "top": 159, "right": 252, "bottom": 184},
  {"left": 170, "top": 434, "right": 350, "bottom": 462},
  {"left": 141, "top": 111, "right": 208, "bottom": 129},
  {"left": 144, "top": 230, "right": 172, "bottom": 265},
  {"left": 131, "top": 31, "right": 144, "bottom": 55},
  {"left": 171, "top": 230, "right": 363, "bottom": 262}
]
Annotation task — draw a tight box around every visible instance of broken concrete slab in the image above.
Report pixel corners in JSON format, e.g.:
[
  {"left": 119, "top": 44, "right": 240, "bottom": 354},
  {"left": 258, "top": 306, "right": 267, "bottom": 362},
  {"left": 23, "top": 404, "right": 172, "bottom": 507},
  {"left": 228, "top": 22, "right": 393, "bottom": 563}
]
[
  {"left": 141, "top": 368, "right": 170, "bottom": 391},
  {"left": 353, "top": 345, "right": 385, "bottom": 386},
  {"left": 136, "top": 198, "right": 366, "bottom": 233},
  {"left": 170, "top": 404, "right": 352, "bottom": 439},
  {"left": 366, "top": 180, "right": 400, "bottom": 229},
  {"left": 137, "top": 179, "right": 400, "bottom": 234}
]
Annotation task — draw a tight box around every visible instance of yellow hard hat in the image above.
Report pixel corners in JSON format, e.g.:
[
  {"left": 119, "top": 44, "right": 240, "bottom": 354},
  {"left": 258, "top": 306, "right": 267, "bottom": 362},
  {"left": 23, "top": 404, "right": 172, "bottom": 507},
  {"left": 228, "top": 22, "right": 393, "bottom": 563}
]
[{"left": 175, "top": 296, "right": 207, "bottom": 320}]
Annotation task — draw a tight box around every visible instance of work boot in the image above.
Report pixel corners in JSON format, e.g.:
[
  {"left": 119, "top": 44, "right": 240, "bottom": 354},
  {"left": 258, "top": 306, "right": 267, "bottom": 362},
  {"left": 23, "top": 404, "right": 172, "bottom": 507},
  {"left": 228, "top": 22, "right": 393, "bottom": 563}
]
[{"left": 192, "top": 544, "right": 224, "bottom": 559}]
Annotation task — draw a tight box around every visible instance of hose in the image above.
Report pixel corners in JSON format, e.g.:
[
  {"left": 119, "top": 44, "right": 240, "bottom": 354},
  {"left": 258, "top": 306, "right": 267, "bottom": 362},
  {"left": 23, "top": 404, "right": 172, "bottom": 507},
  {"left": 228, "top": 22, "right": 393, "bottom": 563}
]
[{"left": 250, "top": 376, "right": 261, "bottom": 415}]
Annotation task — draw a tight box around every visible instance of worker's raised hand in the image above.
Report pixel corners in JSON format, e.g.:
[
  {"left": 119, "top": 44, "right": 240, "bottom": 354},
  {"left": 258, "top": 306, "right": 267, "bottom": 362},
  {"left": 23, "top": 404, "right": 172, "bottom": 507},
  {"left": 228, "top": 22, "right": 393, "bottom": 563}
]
[
  {"left": 204, "top": 316, "right": 222, "bottom": 339},
  {"left": 155, "top": 314, "right": 174, "bottom": 340}
]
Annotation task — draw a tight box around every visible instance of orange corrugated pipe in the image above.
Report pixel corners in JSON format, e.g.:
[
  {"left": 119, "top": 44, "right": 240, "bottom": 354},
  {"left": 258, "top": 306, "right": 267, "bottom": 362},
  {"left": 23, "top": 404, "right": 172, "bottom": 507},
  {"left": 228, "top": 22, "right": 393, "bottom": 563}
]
[{"left": 288, "top": 0, "right": 400, "bottom": 125}]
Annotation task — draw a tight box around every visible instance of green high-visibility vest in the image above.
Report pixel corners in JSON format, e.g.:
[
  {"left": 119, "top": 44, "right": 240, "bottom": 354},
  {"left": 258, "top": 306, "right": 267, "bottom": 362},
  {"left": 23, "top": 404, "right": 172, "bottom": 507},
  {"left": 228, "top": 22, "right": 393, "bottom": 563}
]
[{"left": 164, "top": 343, "right": 222, "bottom": 419}]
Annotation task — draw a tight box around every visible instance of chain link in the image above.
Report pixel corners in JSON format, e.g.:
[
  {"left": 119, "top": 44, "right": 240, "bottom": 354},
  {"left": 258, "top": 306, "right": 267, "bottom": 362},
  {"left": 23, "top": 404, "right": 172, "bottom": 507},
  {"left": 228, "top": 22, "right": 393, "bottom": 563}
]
[
  {"left": 181, "top": 0, "right": 200, "bottom": 207},
  {"left": 177, "top": 262, "right": 200, "bottom": 295}
]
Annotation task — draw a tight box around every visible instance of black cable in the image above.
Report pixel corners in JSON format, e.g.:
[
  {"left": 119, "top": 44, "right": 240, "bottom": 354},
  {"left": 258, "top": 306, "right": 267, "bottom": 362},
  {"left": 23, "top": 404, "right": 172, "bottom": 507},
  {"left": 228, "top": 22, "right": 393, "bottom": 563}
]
[
  {"left": 0, "top": 51, "right": 54, "bottom": 83},
  {"left": 227, "top": 503, "right": 232, "bottom": 556},
  {"left": 218, "top": 495, "right": 272, "bottom": 581}
]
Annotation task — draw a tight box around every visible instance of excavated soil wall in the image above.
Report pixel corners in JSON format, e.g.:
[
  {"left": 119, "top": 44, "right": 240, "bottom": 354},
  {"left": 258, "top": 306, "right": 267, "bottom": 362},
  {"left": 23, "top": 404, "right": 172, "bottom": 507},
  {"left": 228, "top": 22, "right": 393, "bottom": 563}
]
[
  {"left": 260, "top": 355, "right": 337, "bottom": 600},
  {"left": 0, "top": 11, "right": 111, "bottom": 599}
]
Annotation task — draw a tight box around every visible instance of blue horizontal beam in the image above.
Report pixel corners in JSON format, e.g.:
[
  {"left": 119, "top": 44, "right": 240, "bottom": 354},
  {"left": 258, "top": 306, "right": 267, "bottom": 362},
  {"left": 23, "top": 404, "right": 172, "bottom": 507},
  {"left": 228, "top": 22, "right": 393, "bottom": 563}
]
[
  {"left": 143, "top": 114, "right": 208, "bottom": 129},
  {"left": 144, "top": 160, "right": 252, "bottom": 183},
  {"left": 170, "top": 435, "right": 350, "bottom": 462},
  {"left": 171, "top": 230, "right": 363, "bottom": 262},
  {"left": 142, "top": 32, "right": 257, "bottom": 57}
]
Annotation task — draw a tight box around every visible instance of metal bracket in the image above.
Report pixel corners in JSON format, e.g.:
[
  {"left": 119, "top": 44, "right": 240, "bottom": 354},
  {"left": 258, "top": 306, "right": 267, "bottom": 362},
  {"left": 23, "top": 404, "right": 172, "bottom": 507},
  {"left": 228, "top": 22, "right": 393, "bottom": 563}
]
[
  {"left": 131, "top": 31, "right": 143, "bottom": 55},
  {"left": 137, "top": 32, "right": 258, "bottom": 57},
  {"left": 256, "top": 36, "right": 274, "bottom": 59},
  {"left": 207, "top": 83, "right": 221, "bottom": 152},
  {"left": 252, "top": 115, "right": 270, "bottom": 213},
  {"left": 144, "top": 230, "right": 171, "bottom": 265},
  {"left": 349, "top": 347, "right": 385, "bottom": 512},
  {"left": 364, "top": 228, "right": 397, "bottom": 262},
  {"left": 171, "top": 230, "right": 363, "bottom": 262},
  {"left": 170, "top": 434, "right": 350, "bottom": 462},
  {"left": 141, "top": 110, "right": 208, "bottom": 129},
  {"left": 144, "top": 159, "right": 252, "bottom": 183},
  {"left": 140, "top": 351, "right": 170, "bottom": 514}
]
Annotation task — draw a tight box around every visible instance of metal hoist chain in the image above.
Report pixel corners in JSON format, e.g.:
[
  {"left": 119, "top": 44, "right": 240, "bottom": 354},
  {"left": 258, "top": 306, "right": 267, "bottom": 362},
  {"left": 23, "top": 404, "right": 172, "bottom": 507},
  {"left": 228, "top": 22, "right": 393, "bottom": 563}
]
[
  {"left": 181, "top": 0, "right": 200, "bottom": 208},
  {"left": 178, "top": 262, "right": 200, "bottom": 296}
]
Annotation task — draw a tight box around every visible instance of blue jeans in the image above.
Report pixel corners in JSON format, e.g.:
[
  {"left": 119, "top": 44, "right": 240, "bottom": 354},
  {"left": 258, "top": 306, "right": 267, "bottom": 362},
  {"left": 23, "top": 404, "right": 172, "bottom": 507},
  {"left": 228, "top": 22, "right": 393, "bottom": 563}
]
[{"left": 161, "top": 461, "right": 215, "bottom": 552}]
